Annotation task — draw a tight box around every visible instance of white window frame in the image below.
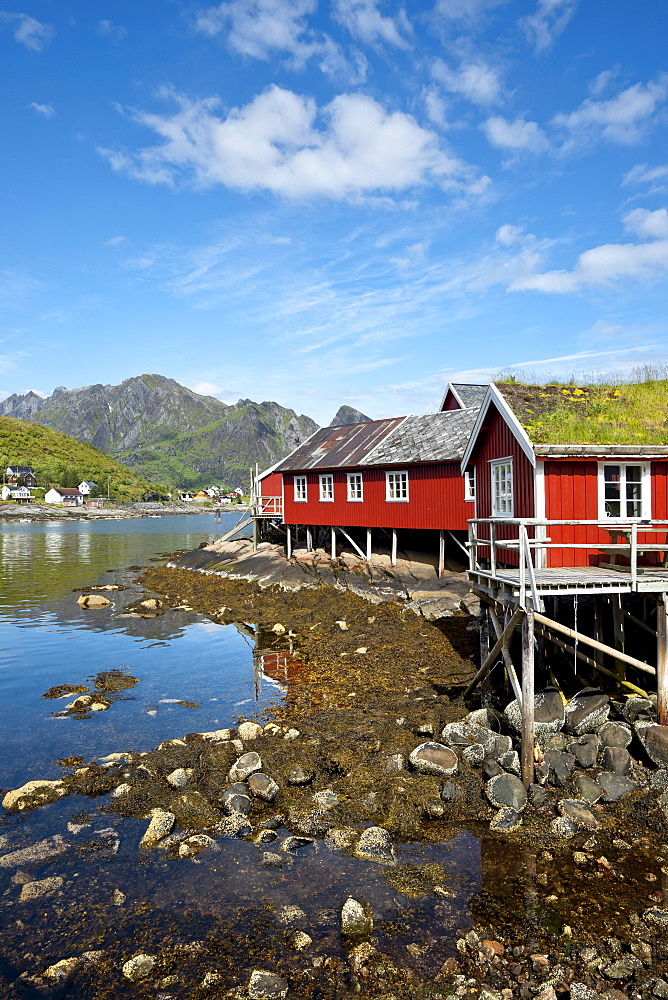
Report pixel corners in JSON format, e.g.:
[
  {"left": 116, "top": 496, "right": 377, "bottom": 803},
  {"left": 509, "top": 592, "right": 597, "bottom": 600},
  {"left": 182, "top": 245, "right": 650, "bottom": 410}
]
[
  {"left": 347, "top": 472, "right": 363, "bottom": 502},
  {"left": 386, "top": 470, "right": 409, "bottom": 503},
  {"left": 319, "top": 473, "right": 334, "bottom": 502},
  {"left": 490, "top": 457, "right": 514, "bottom": 517},
  {"left": 597, "top": 462, "right": 651, "bottom": 521},
  {"left": 464, "top": 468, "right": 476, "bottom": 502},
  {"left": 293, "top": 475, "right": 307, "bottom": 503}
]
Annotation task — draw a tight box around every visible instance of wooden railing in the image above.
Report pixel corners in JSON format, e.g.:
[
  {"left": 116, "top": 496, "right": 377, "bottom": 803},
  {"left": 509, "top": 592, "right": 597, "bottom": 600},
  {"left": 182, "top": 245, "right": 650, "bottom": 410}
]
[
  {"left": 468, "top": 518, "right": 668, "bottom": 606},
  {"left": 253, "top": 496, "right": 283, "bottom": 518}
]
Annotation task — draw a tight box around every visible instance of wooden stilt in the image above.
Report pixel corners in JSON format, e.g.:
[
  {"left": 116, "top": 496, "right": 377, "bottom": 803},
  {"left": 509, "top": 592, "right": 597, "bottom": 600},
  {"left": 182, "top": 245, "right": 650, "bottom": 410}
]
[
  {"left": 331, "top": 527, "right": 336, "bottom": 561},
  {"left": 489, "top": 606, "right": 523, "bottom": 704},
  {"left": 479, "top": 604, "right": 492, "bottom": 708},
  {"left": 438, "top": 530, "right": 445, "bottom": 579},
  {"left": 366, "top": 528, "right": 372, "bottom": 561},
  {"left": 391, "top": 529, "right": 397, "bottom": 566},
  {"left": 463, "top": 607, "right": 524, "bottom": 698},
  {"left": 593, "top": 596, "right": 604, "bottom": 681},
  {"left": 657, "top": 596, "right": 668, "bottom": 726},
  {"left": 521, "top": 608, "right": 535, "bottom": 788},
  {"left": 306, "top": 527, "right": 313, "bottom": 552},
  {"left": 286, "top": 526, "right": 292, "bottom": 559},
  {"left": 612, "top": 595, "right": 626, "bottom": 683},
  {"left": 252, "top": 517, "right": 259, "bottom": 552}
]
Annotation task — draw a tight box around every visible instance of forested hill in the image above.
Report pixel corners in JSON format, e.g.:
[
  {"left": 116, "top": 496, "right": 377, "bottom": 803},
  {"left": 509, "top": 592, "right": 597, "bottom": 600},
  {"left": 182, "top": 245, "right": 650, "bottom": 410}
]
[
  {"left": 0, "top": 375, "right": 319, "bottom": 490},
  {"left": 0, "top": 417, "right": 165, "bottom": 499}
]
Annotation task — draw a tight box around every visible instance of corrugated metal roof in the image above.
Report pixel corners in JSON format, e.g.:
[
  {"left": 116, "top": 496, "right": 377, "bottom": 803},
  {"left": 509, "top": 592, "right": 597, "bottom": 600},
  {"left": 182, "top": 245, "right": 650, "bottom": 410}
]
[
  {"left": 450, "top": 383, "right": 489, "bottom": 408},
  {"left": 273, "top": 417, "right": 406, "bottom": 472},
  {"left": 364, "top": 408, "right": 480, "bottom": 465}
]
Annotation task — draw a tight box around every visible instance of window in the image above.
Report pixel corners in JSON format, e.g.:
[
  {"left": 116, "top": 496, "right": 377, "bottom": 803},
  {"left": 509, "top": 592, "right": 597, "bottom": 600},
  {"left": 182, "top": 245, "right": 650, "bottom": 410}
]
[
  {"left": 491, "top": 459, "right": 513, "bottom": 517},
  {"left": 294, "top": 476, "right": 307, "bottom": 502},
  {"left": 319, "top": 474, "right": 334, "bottom": 502},
  {"left": 464, "top": 468, "right": 476, "bottom": 502},
  {"left": 347, "top": 472, "right": 363, "bottom": 502},
  {"left": 599, "top": 463, "right": 650, "bottom": 519},
  {"left": 386, "top": 470, "right": 409, "bottom": 502}
]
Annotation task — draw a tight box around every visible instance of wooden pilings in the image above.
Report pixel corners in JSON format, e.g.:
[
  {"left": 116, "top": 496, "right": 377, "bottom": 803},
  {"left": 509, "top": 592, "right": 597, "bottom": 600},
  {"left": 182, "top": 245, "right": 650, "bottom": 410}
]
[
  {"left": 658, "top": 598, "right": 668, "bottom": 725},
  {"left": 521, "top": 609, "right": 535, "bottom": 787}
]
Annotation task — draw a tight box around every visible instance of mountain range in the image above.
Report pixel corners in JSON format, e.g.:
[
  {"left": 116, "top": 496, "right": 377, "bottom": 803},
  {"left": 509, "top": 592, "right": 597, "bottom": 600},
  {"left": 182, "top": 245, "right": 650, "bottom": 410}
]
[{"left": 0, "top": 375, "right": 321, "bottom": 490}]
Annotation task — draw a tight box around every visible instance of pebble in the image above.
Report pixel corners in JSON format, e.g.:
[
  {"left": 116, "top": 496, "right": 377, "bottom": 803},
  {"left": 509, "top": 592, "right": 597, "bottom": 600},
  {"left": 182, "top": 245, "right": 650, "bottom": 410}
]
[
  {"left": 355, "top": 826, "right": 396, "bottom": 865},
  {"left": 485, "top": 773, "right": 527, "bottom": 812},
  {"left": 313, "top": 789, "right": 339, "bottom": 810},
  {"left": 341, "top": 897, "right": 373, "bottom": 938},
  {"left": 385, "top": 753, "right": 405, "bottom": 772},
  {"left": 248, "top": 969, "right": 289, "bottom": 999},
  {"left": 550, "top": 816, "right": 578, "bottom": 838},
  {"left": 238, "top": 721, "right": 263, "bottom": 740},
  {"left": 289, "top": 930, "right": 312, "bottom": 951},
  {"left": 122, "top": 954, "right": 156, "bottom": 982},
  {"left": 280, "top": 836, "right": 312, "bottom": 852},
  {"left": 286, "top": 766, "right": 315, "bottom": 786},
  {"left": 247, "top": 773, "right": 280, "bottom": 802},
  {"left": 229, "top": 751, "right": 263, "bottom": 782},
  {"left": 409, "top": 742, "right": 458, "bottom": 777}
]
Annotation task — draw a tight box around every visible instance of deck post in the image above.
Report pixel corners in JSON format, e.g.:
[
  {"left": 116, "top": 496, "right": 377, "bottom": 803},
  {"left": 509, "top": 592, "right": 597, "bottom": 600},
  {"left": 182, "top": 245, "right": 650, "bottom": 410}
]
[
  {"left": 480, "top": 603, "right": 492, "bottom": 707},
  {"left": 306, "top": 527, "right": 313, "bottom": 552},
  {"left": 286, "top": 526, "right": 292, "bottom": 559},
  {"left": 331, "top": 527, "right": 336, "bottom": 561},
  {"left": 438, "top": 530, "right": 445, "bottom": 579},
  {"left": 252, "top": 516, "right": 259, "bottom": 552},
  {"left": 657, "top": 597, "right": 668, "bottom": 725},
  {"left": 521, "top": 608, "right": 535, "bottom": 788},
  {"left": 391, "top": 529, "right": 397, "bottom": 566},
  {"left": 593, "top": 596, "right": 604, "bottom": 682},
  {"left": 612, "top": 595, "right": 626, "bottom": 684},
  {"left": 366, "top": 528, "right": 372, "bottom": 561}
]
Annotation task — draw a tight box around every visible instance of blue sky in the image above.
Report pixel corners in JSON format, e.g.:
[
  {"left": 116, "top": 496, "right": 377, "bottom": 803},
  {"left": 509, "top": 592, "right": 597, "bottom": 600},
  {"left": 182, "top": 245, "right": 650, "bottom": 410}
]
[{"left": 1, "top": 0, "right": 667, "bottom": 423}]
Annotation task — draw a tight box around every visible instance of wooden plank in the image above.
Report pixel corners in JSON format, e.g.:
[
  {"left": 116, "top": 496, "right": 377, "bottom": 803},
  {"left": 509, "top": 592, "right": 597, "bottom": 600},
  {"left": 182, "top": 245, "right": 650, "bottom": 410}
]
[
  {"left": 658, "top": 598, "right": 668, "bottom": 726},
  {"left": 521, "top": 608, "right": 535, "bottom": 787},
  {"left": 463, "top": 607, "right": 525, "bottom": 698},
  {"left": 489, "top": 606, "right": 522, "bottom": 705},
  {"left": 533, "top": 610, "right": 656, "bottom": 676},
  {"left": 339, "top": 526, "right": 366, "bottom": 561}
]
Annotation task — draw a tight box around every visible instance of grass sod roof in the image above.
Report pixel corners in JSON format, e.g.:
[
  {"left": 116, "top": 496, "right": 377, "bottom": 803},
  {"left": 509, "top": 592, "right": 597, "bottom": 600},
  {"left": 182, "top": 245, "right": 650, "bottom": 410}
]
[{"left": 496, "top": 380, "right": 668, "bottom": 446}]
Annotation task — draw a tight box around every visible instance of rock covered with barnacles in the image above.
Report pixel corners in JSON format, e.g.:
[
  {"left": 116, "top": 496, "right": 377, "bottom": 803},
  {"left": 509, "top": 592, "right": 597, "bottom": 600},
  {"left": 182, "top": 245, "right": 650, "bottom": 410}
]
[{"left": 504, "top": 686, "right": 564, "bottom": 736}]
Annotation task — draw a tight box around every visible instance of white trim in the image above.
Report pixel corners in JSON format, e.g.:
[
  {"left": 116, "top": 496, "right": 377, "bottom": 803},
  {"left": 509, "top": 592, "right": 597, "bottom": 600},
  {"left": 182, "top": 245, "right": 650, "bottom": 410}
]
[
  {"left": 293, "top": 475, "right": 308, "bottom": 503},
  {"left": 490, "top": 456, "right": 514, "bottom": 517},
  {"left": 385, "top": 469, "right": 409, "bottom": 502},
  {"left": 461, "top": 383, "right": 536, "bottom": 472},
  {"left": 319, "top": 473, "right": 334, "bottom": 502},
  {"left": 597, "top": 461, "right": 651, "bottom": 521},
  {"left": 346, "top": 472, "right": 364, "bottom": 502},
  {"left": 438, "top": 383, "right": 465, "bottom": 411},
  {"left": 464, "top": 467, "right": 476, "bottom": 502},
  {"left": 534, "top": 460, "right": 545, "bottom": 519}
]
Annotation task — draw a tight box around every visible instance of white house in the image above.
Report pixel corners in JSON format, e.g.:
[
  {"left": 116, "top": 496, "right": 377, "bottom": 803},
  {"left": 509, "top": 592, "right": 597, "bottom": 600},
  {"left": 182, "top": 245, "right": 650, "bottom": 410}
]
[
  {"left": 78, "top": 481, "right": 97, "bottom": 496},
  {"left": 44, "top": 487, "right": 83, "bottom": 506},
  {"left": 1, "top": 485, "right": 33, "bottom": 503}
]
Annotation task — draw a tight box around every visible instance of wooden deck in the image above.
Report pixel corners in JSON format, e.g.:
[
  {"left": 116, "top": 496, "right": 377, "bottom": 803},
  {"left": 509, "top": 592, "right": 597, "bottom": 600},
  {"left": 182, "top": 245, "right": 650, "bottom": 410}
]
[{"left": 470, "top": 563, "right": 668, "bottom": 599}]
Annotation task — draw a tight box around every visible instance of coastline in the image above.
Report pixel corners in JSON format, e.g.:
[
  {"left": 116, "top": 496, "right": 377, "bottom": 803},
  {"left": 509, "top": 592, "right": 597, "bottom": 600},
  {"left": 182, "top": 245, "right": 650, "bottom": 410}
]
[{"left": 0, "top": 500, "right": 250, "bottom": 521}]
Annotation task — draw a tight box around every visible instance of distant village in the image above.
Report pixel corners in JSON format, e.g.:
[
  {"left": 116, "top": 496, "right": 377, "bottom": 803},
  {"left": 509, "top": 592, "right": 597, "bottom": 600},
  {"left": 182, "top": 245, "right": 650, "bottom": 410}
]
[{"left": 1, "top": 466, "right": 243, "bottom": 506}]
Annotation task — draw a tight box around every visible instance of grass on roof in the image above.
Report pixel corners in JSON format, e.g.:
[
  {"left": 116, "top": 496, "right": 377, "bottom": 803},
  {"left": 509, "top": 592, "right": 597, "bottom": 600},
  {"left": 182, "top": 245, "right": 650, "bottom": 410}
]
[{"left": 500, "top": 380, "right": 668, "bottom": 445}]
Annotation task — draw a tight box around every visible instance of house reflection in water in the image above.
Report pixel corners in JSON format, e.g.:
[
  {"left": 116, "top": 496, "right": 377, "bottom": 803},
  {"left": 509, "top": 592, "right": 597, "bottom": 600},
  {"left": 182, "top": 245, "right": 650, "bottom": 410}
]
[{"left": 234, "top": 623, "right": 308, "bottom": 704}]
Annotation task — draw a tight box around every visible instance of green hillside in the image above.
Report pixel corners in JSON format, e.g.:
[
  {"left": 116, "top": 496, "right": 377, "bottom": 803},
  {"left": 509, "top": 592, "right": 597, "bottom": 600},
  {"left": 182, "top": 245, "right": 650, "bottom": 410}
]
[{"left": 0, "top": 416, "right": 168, "bottom": 500}]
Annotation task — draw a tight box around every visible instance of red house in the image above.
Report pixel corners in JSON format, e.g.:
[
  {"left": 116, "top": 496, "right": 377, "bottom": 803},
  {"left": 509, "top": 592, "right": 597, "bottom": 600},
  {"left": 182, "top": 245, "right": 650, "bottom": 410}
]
[
  {"left": 256, "top": 393, "right": 486, "bottom": 565},
  {"left": 462, "top": 380, "right": 668, "bottom": 571}
]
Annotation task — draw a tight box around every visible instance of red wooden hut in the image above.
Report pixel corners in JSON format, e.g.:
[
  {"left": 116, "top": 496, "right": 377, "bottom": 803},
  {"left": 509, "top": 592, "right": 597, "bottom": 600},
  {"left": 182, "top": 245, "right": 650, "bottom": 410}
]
[{"left": 462, "top": 381, "right": 668, "bottom": 570}]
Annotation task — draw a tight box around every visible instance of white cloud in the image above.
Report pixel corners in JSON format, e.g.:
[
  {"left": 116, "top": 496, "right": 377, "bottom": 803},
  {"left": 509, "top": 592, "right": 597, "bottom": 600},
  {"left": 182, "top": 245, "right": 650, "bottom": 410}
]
[
  {"left": 623, "top": 208, "right": 668, "bottom": 240},
  {"left": 195, "top": 0, "right": 363, "bottom": 79},
  {"left": 433, "top": 0, "right": 511, "bottom": 24},
  {"left": 28, "top": 101, "right": 54, "bottom": 118},
  {"left": 189, "top": 380, "right": 229, "bottom": 398},
  {"left": 98, "top": 19, "right": 128, "bottom": 40},
  {"left": 423, "top": 88, "right": 448, "bottom": 128},
  {"left": 553, "top": 76, "right": 668, "bottom": 147},
  {"left": 101, "top": 85, "right": 486, "bottom": 202},
  {"left": 511, "top": 236, "right": 668, "bottom": 293},
  {"left": 332, "top": 0, "right": 410, "bottom": 49},
  {"left": 588, "top": 67, "right": 619, "bottom": 97},
  {"left": 624, "top": 163, "right": 668, "bottom": 193},
  {"left": 483, "top": 115, "right": 548, "bottom": 152},
  {"left": 520, "top": 0, "right": 577, "bottom": 53},
  {"left": 495, "top": 224, "right": 524, "bottom": 246},
  {"left": 103, "top": 235, "right": 126, "bottom": 247},
  {"left": 0, "top": 11, "right": 54, "bottom": 50},
  {"left": 432, "top": 57, "right": 503, "bottom": 106}
]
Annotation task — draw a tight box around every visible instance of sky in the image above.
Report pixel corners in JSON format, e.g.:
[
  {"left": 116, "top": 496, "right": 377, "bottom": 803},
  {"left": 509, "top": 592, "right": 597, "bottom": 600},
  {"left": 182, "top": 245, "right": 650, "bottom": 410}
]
[{"left": 1, "top": 0, "right": 667, "bottom": 424}]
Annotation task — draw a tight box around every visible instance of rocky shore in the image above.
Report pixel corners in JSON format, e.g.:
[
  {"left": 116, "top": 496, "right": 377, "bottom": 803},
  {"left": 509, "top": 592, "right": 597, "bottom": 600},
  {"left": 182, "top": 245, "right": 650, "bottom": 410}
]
[
  {"left": 3, "top": 557, "right": 668, "bottom": 997},
  {"left": 0, "top": 500, "right": 247, "bottom": 520}
]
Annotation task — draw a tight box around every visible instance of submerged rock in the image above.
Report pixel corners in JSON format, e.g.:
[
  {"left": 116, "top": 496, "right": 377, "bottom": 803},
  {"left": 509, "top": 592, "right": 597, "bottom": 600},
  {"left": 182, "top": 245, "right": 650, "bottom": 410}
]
[
  {"left": 178, "top": 834, "right": 219, "bottom": 857},
  {"left": 355, "top": 826, "right": 396, "bottom": 865},
  {"left": 19, "top": 876, "right": 63, "bottom": 901},
  {"left": 557, "top": 799, "right": 599, "bottom": 830},
  {"left": 485, "top": 773, "right": 527, "bottom": 812},
  {"left": 409, "top": 742, "right": 458, "bottom": 777},
  {"left": 140, "top": 809, "right": 175, "bottom": 848},
  {"left": 341, "top": 897, "right": 373, "bottom": 939},
  {"left": 0, "top": 836, "right": 67, "bottom": 867},
  {"left": 123, "top": 954, "right": 156, "bottom": 982},
  {"left": 2, "top": 779, "right": 68, "bottom": 812},
  {"left": 248, "top": 969, "right": 289, "bottom": 999},
  {"left": 489, "top": 807, "right": 522, "bottom": 832},
  {"left": 77, "top": 594, "right": 111, "bottom": 608}
]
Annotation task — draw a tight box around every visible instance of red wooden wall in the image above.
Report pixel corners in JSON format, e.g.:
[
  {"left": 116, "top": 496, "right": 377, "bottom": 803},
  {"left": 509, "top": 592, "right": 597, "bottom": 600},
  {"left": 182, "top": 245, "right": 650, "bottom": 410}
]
[
  {"left": 544, "top": 459, "right": 668, "bottom": 567},
  {"left": 441, "top": 391, "right": 462, "bottom": 411},
  {"left": 257, "top": 471, "right": 283, "bottom": 498},
  {"left": 281, "top": 462, "right": 471, "bottom": 530}
]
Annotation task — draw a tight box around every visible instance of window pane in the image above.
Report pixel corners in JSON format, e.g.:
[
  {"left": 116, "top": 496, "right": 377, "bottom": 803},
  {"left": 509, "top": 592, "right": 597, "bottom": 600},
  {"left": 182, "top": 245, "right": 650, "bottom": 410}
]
[
  {"left": 604, "top": 500, "right": 620, "bottom": 517},
  {"left": 626, "top": 466, "right": 641, "bottom": 482}
]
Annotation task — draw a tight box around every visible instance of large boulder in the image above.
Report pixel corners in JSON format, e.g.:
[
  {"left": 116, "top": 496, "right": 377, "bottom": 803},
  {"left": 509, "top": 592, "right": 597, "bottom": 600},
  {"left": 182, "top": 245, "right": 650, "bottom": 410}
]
[
  {"left": 568, "top": 734, "right": 599, "bottom": 769},
  {"left": 2, "top": 779, "right": 68, "bottom": 812},
  {"left": 564, "top": 689, "right": 609, "bottom": 735},
  {"left": 442, "top": 721, "right": 497, "bottom": 755},
  {"left": 484, "top": 773, "right": 527, "bottom": 812},
  {"left": 543, "top": 749, "right": 576, "bottom": 786},
  {"left": 354, "top": 827, "right": 396, "bottom": 865},
  {"left": 504, "top": 687, "right": 564, "bottom": 736},
  {"left": 140, "top": 809, "right": 175, "bottom": 848},
  {"left": 409, "top": 743, "right": 457, "bottom": 777},
  {"left": 635, "top": 722, "right": 668, "bottom": 768},
  {"left": 341, "top": 897, "right": 373, "bottom": 939},
  {"left": 229, "top": 752, "right": 263, "bottom": 782}
]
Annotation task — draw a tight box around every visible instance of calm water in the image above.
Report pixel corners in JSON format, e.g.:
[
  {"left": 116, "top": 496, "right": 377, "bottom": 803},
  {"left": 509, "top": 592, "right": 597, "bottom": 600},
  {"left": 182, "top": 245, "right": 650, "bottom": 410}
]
[{"left": 0, "top": 512, "right": 279, "bottom": 788}]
